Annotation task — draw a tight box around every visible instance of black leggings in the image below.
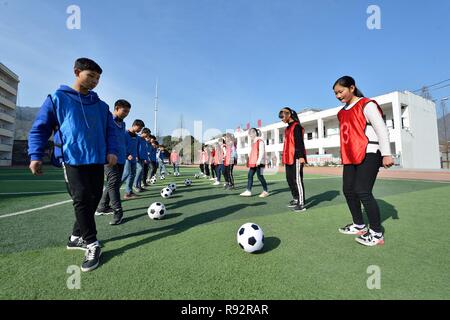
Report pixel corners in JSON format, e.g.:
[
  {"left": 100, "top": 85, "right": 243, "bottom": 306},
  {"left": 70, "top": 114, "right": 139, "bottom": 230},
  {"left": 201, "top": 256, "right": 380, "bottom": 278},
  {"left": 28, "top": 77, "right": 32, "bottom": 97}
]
[{"left": 343, "top": 152, "right": 382, "bottom": 233}]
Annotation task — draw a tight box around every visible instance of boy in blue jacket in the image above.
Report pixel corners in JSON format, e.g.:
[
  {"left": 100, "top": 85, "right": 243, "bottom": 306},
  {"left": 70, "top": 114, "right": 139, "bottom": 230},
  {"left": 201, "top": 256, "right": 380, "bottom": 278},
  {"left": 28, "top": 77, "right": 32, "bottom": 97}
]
[
  {"left": 133, "top": 128, "right": 151, "bottom": 193},
  {"left": 121, "top": 119, "right": 145, "bottom": 200},
  {"left": 95, "top": 99, "right": 131, "bottom": 226},
  {"left": 28, "top": 58, "right": 118, "bottom": 272}
]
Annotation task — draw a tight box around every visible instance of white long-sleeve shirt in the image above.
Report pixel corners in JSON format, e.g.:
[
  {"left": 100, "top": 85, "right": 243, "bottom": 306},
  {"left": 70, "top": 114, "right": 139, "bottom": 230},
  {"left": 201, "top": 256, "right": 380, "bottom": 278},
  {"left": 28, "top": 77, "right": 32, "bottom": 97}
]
[{"left": 344, "top": 98, "right": 392, "bottom": 156}]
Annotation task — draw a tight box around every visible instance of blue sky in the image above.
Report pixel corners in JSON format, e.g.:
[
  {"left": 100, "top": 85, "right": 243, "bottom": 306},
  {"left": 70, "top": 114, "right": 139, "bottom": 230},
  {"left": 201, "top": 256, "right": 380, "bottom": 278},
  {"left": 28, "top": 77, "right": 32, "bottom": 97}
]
[{"left": 1, "top": 0, "right": 449, "bottom": 140}]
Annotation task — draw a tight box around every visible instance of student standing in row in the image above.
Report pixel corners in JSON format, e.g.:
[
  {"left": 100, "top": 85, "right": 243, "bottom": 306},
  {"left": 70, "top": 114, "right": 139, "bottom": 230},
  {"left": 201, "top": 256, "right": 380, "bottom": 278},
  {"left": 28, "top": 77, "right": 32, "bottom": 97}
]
[
  {"left": 240, "top": 128, "right": 269, "bottom": 197},
  {"left": 28, "top": 58, "right": 118, "bottom": 272},
  {"left": 95, "top": 99, "right": 131, "bottom": 226},
  {"left": 334, "top": 76, "right": 393, "bottom": 246},
  {"left": 122, "top": 119, "right": 145, "bottom": 200},
  {"left": 279, "top": 107, "right": 307, "bottom": 212}
]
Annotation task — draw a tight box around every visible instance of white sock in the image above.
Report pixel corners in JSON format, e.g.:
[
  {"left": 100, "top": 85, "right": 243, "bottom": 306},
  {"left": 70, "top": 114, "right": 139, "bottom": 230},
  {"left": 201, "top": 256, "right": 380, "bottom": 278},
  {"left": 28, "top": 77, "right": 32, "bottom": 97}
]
[
  {"left": 87, "top": 241, "right": 100, "bottom": 248},
  {"left": 70, "top": 235, "right": 80, "bottom": 242},
  {"left": 354, "top": 224, "right": 366, "bottom": 229}
]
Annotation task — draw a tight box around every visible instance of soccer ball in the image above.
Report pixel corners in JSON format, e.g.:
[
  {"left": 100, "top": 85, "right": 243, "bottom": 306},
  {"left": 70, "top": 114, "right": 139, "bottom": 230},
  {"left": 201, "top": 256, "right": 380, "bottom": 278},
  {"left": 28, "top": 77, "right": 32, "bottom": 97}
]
[
  {"left": 161, "top": 187, "right": 172, "bottom": 198},
  {"left": 160, "top": 175, "right": 165, "bottom": 180},
  {"left": 149, "top": 177, "right": 157, "bottom": 185},
  {"left": 184, "top": 179, "right": 192, "bottom": 186},
  {"left": 194, "top": 173, "right": 200, "bottom": 179},
  {"left": 237, "top": 223, "right": 264, "bottom": 253},
  {"left": 168, "top": 183, "right": 177, "bottom": 191},
  {"left": 147, "top": 202, "right": 166, "bottom": 220}
]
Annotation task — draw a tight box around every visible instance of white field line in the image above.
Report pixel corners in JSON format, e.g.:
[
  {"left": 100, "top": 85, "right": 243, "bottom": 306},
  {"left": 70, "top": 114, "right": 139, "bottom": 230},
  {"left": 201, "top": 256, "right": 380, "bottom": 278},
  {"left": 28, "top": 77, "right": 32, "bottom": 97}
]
[
  {"left": 0, "top": 191, "right": 66, "bottom": 195},
  {"left": 0, "top": 200, "right": 72, "bottom": 219}
]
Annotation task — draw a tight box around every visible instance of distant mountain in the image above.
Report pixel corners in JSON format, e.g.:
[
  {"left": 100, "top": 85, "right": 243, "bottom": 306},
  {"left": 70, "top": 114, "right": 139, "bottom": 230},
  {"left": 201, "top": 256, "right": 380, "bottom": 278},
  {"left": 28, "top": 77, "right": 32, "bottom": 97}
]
[{"left": 14, "top": 106, "right": 39, "bottom": 140}]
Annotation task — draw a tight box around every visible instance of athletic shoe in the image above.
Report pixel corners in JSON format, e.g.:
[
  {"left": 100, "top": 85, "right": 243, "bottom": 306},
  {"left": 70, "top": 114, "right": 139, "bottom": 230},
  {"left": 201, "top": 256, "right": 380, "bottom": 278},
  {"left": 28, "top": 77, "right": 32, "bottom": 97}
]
[
  {"left": 213, "top": 181, "right": 220, "bottom": 186},
  {"left": 95, "top": 207, "right": 114, "bottom": 216},
  {"left": 292, "top": 204, "right": 306, "bottom": 212},
  {"left": 338, "top": 223, "right": 368, "bottom": 235},
  {"left": 109, "top": 211, "right": 124, "bottom": 226},
  {"left": 287, "top": 199, "right": 299, "bottom": 208},
  {"left": 133, "top": 187, "right": 147, "bottom": 193},
  {"left": 355, "top": 230, "right": 385, "bottom": 247},
  {"left": 240, "top": 190, "right": 252, "bottom": 197},
  {"left": 259, "top": 191, "right": 270, "bottom": 198},
  {"left": 66, "top": 237, "right": 87, "bottom": 251},
  {"left": 81, "top": 244, "right": 102, "bottom": 272},
  {"left": 123, "top": 193, "right": 138, "bottom": 200}
]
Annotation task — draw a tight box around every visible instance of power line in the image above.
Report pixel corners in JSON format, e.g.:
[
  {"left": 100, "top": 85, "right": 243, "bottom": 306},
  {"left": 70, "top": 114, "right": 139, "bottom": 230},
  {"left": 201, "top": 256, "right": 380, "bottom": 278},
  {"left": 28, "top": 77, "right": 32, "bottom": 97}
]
[{"left": 412, "top": 78, "right": 450, "bottom": 93}]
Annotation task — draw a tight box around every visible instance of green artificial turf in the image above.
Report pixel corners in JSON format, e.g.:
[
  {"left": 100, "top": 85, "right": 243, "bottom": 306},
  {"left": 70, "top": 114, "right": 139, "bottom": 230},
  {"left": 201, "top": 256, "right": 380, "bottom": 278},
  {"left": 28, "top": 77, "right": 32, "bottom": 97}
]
[{"left": 0, "top": 166, "right": 449, "bottom": 299}]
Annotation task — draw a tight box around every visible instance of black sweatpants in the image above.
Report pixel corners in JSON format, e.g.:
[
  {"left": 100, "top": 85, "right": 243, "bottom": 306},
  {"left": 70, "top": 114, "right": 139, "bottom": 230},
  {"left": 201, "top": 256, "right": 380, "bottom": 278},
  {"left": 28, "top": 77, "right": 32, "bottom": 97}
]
[
  {"left": 210, "top": 164, "right": 216, "bottom": 178},
  {"left": 150, "top": 161, "right": 158, "bottom": 178},
  {"left": 204, "top": 164, "right": 210, "bottom": 177},
  {"left": 285, "top": 159, "right": 305, "bottom": 205},
  {"left": 224, "top": 164, "right": 235, "bottom": 186},
  {"left": 142, "top": 162, "right": 150, "bottom": 184},
  {"left": 64, "top": 164, "right": 104, "bottom": 245},
  {"left": 97, "top": 163, "right": 125, "bottom": 213},
  {"left": 343, "top": 152, "right": 382, "bottom": 233}
]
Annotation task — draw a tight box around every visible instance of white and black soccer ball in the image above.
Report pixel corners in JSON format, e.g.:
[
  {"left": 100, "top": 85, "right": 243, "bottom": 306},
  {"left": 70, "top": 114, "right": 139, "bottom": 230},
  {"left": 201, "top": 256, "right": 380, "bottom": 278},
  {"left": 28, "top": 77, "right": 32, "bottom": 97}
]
[
  {"left": 168, "top": 183, "right": 177, "bottom": 191},
  {"left": 160, "top": 175, "right": 166, "bottom": 180},
  {"left": 149, "top": 177, "right": 157, "bottom": 185},
  {"left": 161, "top": 187, "right": 172, "bottom": 198},
  {"left": 237, "top": 223, "right": 264, "bottom": 253},
  {"left": 147, "top": 202, "right": 166, "bottom": 220},
  {"left": 184, "top": 179, "right": 192, "bottom": 186}
]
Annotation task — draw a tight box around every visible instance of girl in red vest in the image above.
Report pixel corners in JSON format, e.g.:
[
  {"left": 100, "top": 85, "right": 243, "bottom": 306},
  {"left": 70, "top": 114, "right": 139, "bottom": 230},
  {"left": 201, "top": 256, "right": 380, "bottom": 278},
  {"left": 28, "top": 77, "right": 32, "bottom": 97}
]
[
  {"left": 209, "top": 145, "right": 216, "bottom": 181},
  {"left": 280, "top": 107, "right": 307, "bottom": 212},
  {"left": 224, "top": 134, "right": 236, "bottom": 190},
  {"left": 200, "top": 146, "right": 210, "bottom": 178},
  {"left": 334, "top": 76, "right": 394, "bottom": 246},
  {"left": 212, "top": 141, "right": 224, "bottom": 186},
  {"left": 240, "top": 128, "right": 269, "bottom": 197}
]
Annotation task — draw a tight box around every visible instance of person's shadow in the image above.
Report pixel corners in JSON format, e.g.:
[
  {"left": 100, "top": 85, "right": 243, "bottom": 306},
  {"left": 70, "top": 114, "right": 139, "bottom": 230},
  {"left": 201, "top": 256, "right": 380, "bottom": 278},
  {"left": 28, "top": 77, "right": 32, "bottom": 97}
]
[
  {"left": 305, "top": 190, "right": 340, "bottom": 209},
  {"left": 101, "top": 202, "right": 267, "bottom": 265},
  {"left": 377, "top": 199, "right": 399, "bottom": 234}
]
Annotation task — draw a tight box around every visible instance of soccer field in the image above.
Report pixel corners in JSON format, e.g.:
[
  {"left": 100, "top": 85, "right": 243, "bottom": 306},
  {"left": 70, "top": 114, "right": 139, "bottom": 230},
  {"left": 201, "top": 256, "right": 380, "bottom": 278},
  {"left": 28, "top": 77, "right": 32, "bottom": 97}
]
[{"left": 0, "top": 166, "right": 449, "bottom": 300}]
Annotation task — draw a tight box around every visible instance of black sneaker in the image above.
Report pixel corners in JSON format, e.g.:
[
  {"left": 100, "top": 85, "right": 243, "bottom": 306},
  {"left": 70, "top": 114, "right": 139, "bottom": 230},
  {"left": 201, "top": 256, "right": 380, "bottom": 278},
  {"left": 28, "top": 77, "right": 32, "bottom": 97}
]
[
  {"left": 66, "top": 237, "right": 87, "bottom": 251},
  {"left": 81, "top": 244, "right": 102, "bottom": 272},
  {"left": 287, "top": 199, "right": 299, "bottom": 208},
  {"left": 292, "top": 204, "right": 307, "bottom": 212},
  {"left": 95, "top": 207, "right": 114, "bottom": 216},
  {"left": 109, "top": 211, "right": 124, "bottom": 225}
]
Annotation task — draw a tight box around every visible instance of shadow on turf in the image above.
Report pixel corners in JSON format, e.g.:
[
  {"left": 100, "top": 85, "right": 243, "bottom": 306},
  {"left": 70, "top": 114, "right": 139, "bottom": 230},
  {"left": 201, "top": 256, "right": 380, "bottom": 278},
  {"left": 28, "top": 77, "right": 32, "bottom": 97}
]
[
  {"left": 304, "top": 190, "right": 340, "bottom": 209},
  {"left": 255, "top": 237, "right": 281, "bottom": 254},
  {"left": 100, "top": 202, "right": 267, "bottom": 266},
  {"left": 122, "top": 212, "right": 183, "bottom": 224}
]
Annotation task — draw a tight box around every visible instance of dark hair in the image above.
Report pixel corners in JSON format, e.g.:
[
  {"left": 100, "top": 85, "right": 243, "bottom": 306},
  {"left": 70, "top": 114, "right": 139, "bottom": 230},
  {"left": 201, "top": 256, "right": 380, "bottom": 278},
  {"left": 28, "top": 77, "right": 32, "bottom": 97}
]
[
  {"left": 279, "top": 107, "right": 300, "bottom": 123},
  {"left": 249, "top": 128, "right": 261, "bottom": 137},
  {"left": 149, "top": 135, "right": 156, "bottom": 140},
  {"left": 333, "top": 76, "right": 364, "bottom": 97},
  {"left": 114, "top": 99, "right": 131, "bottom": 110},
  {"left": 74, "top": 58, "right": 103, "bottom": 74},
  {"left": 132, "top": 119, "right": 145, "bottom": 128},
  {"left": 141, "top": 128, "right": 151, "bottom": 135},
  {"left": 153, "top": 141, "right": 159, "bottom": 145}
]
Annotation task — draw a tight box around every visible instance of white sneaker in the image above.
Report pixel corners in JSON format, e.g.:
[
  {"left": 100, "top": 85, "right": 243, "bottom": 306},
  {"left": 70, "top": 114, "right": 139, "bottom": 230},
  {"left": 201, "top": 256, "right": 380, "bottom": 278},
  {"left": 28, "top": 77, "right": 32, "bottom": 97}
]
[
  {"left": 355, "top": 229, "right": 385, "bottom": 246},
  {"left": 259, "top": 191, "right": 270, "bottom": 198},
  {"left": 213, "top": 181, "right": 221, "bottom": 186},
  {"left": 338, "top": 223, "right": 368, "bottom": 235},
  {"left": 240, "top": 190, "right": 252, "bottom": 197}
]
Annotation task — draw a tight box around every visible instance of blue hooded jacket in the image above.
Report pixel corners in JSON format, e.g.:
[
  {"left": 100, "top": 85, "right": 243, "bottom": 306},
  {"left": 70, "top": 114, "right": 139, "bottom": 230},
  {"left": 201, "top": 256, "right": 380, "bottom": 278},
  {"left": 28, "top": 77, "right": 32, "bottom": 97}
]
[
  {"left": 113, "top": 116, "right": 128, "bottom": 165},
  {"left": 148, "top": 143, "right": 157, "bottom": 162},
  {"left": 137, "top": 136, "right": 149, "bottom": 162},
  {"left": 28, "top": 85, "right": 119, "bottom": 165},
  {"left": 125, "top": 130, "right": 138, "bottom": 164}
]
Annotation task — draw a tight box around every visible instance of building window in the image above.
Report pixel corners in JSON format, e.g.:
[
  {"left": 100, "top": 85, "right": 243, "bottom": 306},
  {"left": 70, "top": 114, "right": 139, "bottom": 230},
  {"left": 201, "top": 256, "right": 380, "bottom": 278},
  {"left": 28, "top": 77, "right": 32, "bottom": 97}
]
[{"left": 307, "top": 132, "right": 313, "bottom": 140}]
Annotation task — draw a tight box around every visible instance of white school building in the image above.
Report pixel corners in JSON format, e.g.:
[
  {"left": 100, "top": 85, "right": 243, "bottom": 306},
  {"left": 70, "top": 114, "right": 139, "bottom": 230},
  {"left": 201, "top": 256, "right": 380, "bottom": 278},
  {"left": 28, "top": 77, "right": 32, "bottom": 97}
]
[{"left": 205, "top": 91, "right": 441, "bottom": 170}]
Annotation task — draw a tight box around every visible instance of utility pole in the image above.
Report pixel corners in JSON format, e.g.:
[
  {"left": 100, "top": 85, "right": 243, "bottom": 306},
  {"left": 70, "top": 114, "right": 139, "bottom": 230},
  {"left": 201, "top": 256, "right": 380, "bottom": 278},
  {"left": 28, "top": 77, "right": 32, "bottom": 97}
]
[
  {"left": 154, "top": 79, "right": 159, "bottom": 137},
  {"left": 420, "top": 86, "right": 432, "bottom": 100},
  {"left": 442, "top": 98, "right": 449, "bottom": 169}
]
